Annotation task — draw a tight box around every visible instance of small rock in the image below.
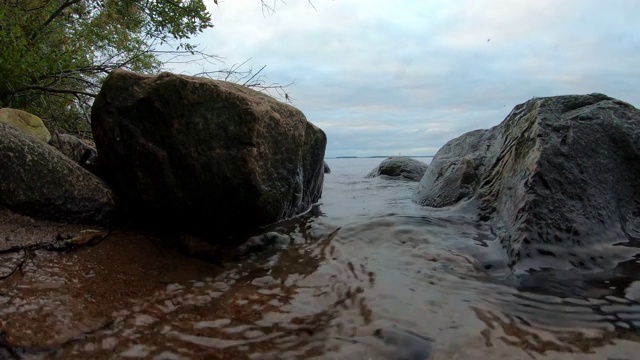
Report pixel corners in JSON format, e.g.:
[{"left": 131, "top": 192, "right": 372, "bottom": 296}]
[
  {"left": 49, "top": 132, "right": 97, "bottom": 165},
  {"left": 367, "top": 157, "right": 428, "bottom": 181},
  {"left": 324, "top": 160, "right": 331, "bottom": 174}
]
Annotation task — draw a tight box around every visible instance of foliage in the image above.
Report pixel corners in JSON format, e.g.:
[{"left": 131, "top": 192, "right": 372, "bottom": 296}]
[
  {"left": 0, "top": 0, "right": 215, "bottom": 137},
  {"left": 0, "top": 0, "right": 301, "bottom": 137}
]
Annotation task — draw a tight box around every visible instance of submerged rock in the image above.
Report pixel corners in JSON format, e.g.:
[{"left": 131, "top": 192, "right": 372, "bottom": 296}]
[
  {"left": 366, "top": 156, "right": 428, "bottom": 181},
  {"left": 0, "top": 122, "right": 118, "bottom": 225},
  {"left": 413, "top": 94, "right": 640, "bottom": 270},
  {"left": 373, "top": 327, "right": 433, "bottom": 360},
  {"left": 0, "top": 107, "right": 51, "bottom": 142},
  {"left": 336, "top": 327, "right": 434, "bottom": 360},
  {"left": 91, "top": 70, "right": 326, "bottom": 242}
]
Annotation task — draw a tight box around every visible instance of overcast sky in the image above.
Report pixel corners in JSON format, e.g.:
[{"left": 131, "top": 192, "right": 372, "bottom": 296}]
[{"left": 168, "top": 0, "right": 640, "bottom": 158}]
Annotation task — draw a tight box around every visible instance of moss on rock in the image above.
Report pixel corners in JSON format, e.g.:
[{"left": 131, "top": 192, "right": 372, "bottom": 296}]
[{"left": 0, "top": 108, "right": 51, "bottom": 142}]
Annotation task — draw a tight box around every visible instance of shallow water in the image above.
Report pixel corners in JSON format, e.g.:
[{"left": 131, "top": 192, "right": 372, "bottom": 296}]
[{"left": 2, "top": 158, "right": 640, "bottom": 359}]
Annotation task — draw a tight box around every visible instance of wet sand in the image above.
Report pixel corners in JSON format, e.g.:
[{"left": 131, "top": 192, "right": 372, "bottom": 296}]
[
  {"left": 0, "top": 208, "right": 97, "bottom": 251},
  {"left": 0, "top": 230, "right": 223, "bottom": 352}
]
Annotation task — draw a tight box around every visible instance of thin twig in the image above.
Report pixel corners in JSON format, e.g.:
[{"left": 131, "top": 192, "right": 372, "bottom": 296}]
[
  {"left": 14, "top": 85, "right": 96, "bottom": 97},
  {"left": 242, "top": 65, "right": 267, "bottom": 86}
]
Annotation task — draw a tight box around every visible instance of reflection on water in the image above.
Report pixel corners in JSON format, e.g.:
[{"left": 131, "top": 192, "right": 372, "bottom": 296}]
[{"left": 1, "top": 158, "right": 640, "bottom": 359}]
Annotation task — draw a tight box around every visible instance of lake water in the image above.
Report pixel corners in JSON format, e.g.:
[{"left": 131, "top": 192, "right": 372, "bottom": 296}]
[{"left": 3, "top": 157, "right": 640, "bottom": 359}]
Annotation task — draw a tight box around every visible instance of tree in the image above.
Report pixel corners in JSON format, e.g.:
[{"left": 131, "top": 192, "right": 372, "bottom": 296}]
[
  {"left": 0, "top": 0, "right": 218, "bottom": 135},
  {"left": 0, "top": 0, "right": 294, "bottom": 137}
]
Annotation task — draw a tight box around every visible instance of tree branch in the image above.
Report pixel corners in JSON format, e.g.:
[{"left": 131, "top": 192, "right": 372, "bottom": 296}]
[
  {"left": 40, "top": 0, "right": 83, "bottom": 31},
  {"left": 14, "top": 85, "right": 96, "bottom": 97},
  {"left": 242, "top": 65, "right": 267, "bottom": 86}
]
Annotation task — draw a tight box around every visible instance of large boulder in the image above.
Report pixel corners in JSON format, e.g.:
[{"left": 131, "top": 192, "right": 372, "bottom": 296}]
[
  {"left": 0, "top": 108, "right": 51, "bottom": 142},
  {"left": 367, "top": 156, "right": 428, "bottom": 181},
  {"left": 91, "top": 70, "right": 326, "bottom": 241},
  {"left": 413, "top": 94, "right": 640, "bottom": 270},
  {"left": 0, "top": 122, "right": 118, "bottom": 225},
  {"left": 413, "top": 129, "right": 499, "bottom": 207}
]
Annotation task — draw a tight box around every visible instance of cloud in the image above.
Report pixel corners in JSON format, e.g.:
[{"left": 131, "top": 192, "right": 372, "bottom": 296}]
[{"left": 169, "top": 0, "right": 640, "bottom": 158}]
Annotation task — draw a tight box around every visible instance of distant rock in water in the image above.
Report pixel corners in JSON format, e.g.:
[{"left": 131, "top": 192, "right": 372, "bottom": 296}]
[
  {"left": 324, "top": 160, "right": 331, "bottom": 174},
  {"left": 91, "top": 70, "right": 326, "bottom": 243},
  {"left": 413, "top": 93, "right": 640, "bottom": 271},
  {"left": 367, "top": 157, "right": 428, "bottom": 181}
]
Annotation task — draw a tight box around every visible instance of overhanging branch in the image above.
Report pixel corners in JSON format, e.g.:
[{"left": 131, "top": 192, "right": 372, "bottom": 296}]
[
  {"left": 14, "top": 85, "right": 96, "bottom": 97},
  {"left": 39, "top": 0, "right": 83, "bottom": 32}
]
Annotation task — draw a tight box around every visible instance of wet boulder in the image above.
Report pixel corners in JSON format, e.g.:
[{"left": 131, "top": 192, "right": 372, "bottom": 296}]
[
  {"left": 91, "top": 70, "right": 327, "bottom": 242},
  {"left": 0, "top": 107, "right": 51, "bottom": 142},
  {"left": 0, "top": 122, "right": 118, "bottom": 225},
  {"left": 413, "top": 94, "right": 640, "bottom": 270},
  {"left": 412, "top": 129, "right": 499, "bottom": 207},
  {"left": 367, "top": 156, "right": 428, "bottom": 181}
]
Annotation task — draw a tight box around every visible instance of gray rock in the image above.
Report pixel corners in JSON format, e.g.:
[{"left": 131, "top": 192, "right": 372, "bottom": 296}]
[
  {"left": 324, "top": 160, "right": 331, "bottom": 174},
  {"left": 91, "top": 70, "right": 326, "bottom": 242},
  {"left": 367, "top": 157, "right": 428, "bottom": 181},
  {"left": 413, "top": 93, "right": 640, "bottom": 270},
  {"left": 413, "top": 129, "right": 498, "bottom": 207},
  {"left": 238, "top": 231, "right": 292, "bottom": 257},
  {"left": 49, "top": 132, "right": 97, "bottom": 165},
  {"left": 0, "top": 122, "right": 118, "bottom": 225}
]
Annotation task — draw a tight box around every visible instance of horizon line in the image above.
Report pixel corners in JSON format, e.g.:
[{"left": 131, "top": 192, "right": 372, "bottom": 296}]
[{"left": 326, "top": 155, "right": 435, "bottom": 159}]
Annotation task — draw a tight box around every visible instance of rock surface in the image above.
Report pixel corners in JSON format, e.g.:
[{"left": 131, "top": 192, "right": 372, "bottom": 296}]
[
  {"left": 367, "top": 156, "right": 428, "bottom": 181},
  {"left": 324, "top": 161, "right": 331, "bottom": 174},
  {"left": 0, "top": 122, "right": 118, "bottom": 225},
  {"left": 413, "top": 129, "right": 498, "bottom": 207},
  {"left": 0, "top": 107, "right": 51, "bottom": 142},
  {"left": 413, "top": 93, "right": 640, "bottom": 270},
  {"left": 49, "top": 132, "right": 98, "bottom": 165},
  {"left": 91, "top": 70, "right": 326, "bottom": 241}
]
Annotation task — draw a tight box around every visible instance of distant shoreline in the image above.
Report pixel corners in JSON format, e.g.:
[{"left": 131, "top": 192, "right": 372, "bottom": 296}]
[{"left": 329, "top": 155, "right": 434, "bottom": 159}]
